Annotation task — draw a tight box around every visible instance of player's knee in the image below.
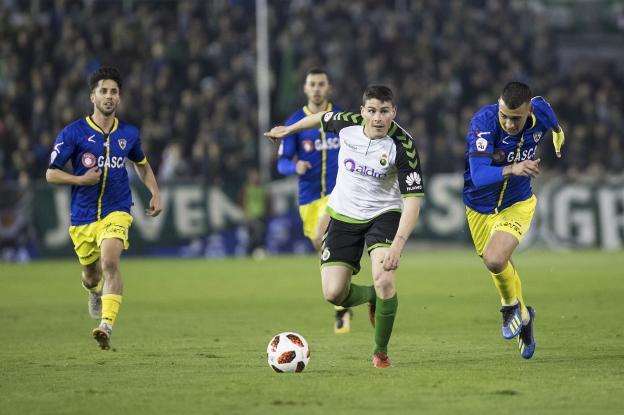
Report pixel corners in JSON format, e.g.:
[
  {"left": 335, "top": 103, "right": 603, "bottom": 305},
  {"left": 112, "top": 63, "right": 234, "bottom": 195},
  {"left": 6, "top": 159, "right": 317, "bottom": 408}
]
[
  {"left": 100, "top": 257, "right": 120, "bottom": 276},
  {"left": 373, "top": 273, "right": 394, "bottom": 298},
  {"left": 322, "top": 285, "right": 346, "bottom": 306},
  {"left": 483, "top": 252, "right": 508, "bottom": 274},
  {"left": 82, "top": 262, "right": 100, "bottom": 284}
]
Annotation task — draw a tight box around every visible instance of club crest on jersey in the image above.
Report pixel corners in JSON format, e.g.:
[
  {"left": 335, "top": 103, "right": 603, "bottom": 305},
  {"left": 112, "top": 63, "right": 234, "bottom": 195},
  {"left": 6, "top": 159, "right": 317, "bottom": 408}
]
[
  {"left": 302, "top": 139, "right": 314, "bottom": 153},
  {"left": 532, "top": 132, "right": 542, "bottom": 143},
  {"left": 82, "top": 152, "right": 97, "bottom": 168},
  {"left": 380, "top": 154, "right": 388, "bottom": 166},
  {"left": 118, "top": 138, "right": 127, "bottom": 150}
]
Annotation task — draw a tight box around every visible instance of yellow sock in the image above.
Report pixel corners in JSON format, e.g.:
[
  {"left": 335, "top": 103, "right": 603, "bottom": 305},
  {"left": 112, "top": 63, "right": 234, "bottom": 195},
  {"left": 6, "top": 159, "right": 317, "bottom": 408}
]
[
  {"left": 514, "top": 269, "right": 530, "bottom": 323},
  {"left": 491, "top": 262, "right": 517, "bottom": 306},
  {"left": 83, "top": 279, "right": 103, "bottom": 293},
  {"left": 334, "top": 306, "right": 345, "bottom": 311},
  {"left": 101, "top": 294, "right": 122, "bottom": 326}
]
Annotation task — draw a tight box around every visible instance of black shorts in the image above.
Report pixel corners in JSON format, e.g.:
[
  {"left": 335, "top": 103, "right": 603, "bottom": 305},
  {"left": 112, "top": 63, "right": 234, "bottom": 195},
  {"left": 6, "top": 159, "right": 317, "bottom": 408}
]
[{"left": 320, "top": 210, "right": 401, "bottom": 275}]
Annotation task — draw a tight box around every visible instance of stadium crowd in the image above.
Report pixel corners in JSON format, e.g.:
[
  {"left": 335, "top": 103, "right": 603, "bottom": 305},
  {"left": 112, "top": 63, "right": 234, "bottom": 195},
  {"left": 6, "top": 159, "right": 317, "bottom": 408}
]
[{"left": 1, "top": 0, "right": 623, "bottom": 194}]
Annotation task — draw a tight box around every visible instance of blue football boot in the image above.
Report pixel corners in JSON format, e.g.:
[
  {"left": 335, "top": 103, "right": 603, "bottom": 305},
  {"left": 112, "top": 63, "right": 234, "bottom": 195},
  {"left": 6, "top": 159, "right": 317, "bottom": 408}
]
[
  {"left": 518, "top": 306, "right": 536, "bottom": 359},
  {"left": 500, "top": 303, "right": 523, "bottom": 339}
]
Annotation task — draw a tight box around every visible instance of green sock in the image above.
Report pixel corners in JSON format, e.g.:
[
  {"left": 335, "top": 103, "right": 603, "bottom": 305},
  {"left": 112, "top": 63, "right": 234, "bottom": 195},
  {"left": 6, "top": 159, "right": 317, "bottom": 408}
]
[
  {"left": 374, "top": 294, "right": 398, "bottom": 354},
  {"left": 341, "top": 284, "right": 375, "bottom": 308}
]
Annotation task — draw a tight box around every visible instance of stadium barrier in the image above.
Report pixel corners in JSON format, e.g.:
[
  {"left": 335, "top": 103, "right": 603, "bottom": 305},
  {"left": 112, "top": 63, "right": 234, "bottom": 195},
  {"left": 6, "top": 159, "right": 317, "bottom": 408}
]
[{"left": 7, "top": 174, "right": 624, "bottom": 259}]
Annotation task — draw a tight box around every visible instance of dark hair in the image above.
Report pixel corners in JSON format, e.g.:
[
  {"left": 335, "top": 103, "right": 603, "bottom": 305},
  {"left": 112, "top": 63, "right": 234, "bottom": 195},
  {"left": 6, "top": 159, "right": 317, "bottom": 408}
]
[
  {"left": 88, "top": 66, "right": 123, "bottom": 91},
  {"left": 305, "top": 68, "right": 330, "bottom": 82},
  {"left": 501, "top": 81, "right": 531, "bottom": 109},
  {"left": 362, "top": 85, "right": 394, "bottom": 106}
]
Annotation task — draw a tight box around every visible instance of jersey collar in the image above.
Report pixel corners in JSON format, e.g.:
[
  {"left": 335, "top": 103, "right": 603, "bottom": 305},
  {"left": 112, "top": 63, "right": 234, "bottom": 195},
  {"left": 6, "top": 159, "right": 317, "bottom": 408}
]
[
  {"left": 85, "top": 116, "right": 119, "bottom": 136},
  {"left": 303, "top": 102, "right": 333, "bottom": 116}
]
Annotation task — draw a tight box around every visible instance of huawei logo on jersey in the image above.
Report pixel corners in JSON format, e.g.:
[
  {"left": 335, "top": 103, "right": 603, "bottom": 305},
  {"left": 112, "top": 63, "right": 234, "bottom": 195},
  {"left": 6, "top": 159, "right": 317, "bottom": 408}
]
[
  {"left": 82, "top": 152, "right": 97, "bottom": 168},
  {"left": 406, "top": 172, "right": 422, "bottom": 186}
]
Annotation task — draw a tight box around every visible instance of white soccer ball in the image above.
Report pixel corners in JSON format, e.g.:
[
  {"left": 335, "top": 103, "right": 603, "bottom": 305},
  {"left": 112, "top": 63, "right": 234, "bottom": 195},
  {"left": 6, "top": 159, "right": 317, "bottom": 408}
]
[{"left": 266, "top": 332, "right": 310, "bottom": 373}]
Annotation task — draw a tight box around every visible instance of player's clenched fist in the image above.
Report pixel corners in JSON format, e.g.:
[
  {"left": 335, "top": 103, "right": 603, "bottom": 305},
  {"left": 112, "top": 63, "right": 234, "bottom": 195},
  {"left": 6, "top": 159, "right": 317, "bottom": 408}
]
[{"left": 507, "top": 158, "right": 541, "bottom": 178}]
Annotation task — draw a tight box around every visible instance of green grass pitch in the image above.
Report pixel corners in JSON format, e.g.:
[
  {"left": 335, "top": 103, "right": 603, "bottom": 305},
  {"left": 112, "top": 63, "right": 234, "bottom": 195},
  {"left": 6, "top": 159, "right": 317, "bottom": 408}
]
[{"left": 1, "top": 249, "right": 623, "bottom": 414}]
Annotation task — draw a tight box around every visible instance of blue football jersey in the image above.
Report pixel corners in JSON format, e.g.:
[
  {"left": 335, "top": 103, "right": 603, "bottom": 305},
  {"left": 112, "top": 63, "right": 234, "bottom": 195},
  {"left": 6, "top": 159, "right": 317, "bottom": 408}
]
[
  {"left": 49, "top": 117, "right": 146, "bottom": 225},
  {"left": 278, "top": 103, "right": 342, "bottom": 205},
  {"left": 463, "top": 97, "right": 559, "bottom": 213}
]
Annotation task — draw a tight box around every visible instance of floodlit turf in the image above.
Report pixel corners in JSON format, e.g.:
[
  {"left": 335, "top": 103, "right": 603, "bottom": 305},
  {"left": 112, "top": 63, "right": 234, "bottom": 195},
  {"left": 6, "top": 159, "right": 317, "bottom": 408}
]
[{"left": 1, "top": 249, "right": 623, "bottom": 414}]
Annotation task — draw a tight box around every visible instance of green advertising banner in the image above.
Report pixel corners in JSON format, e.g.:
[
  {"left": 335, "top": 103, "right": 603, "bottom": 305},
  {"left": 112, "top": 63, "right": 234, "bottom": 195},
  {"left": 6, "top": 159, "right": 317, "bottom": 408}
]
[{"left": 4, "top": 174, "right": 623, "bottom": 259}]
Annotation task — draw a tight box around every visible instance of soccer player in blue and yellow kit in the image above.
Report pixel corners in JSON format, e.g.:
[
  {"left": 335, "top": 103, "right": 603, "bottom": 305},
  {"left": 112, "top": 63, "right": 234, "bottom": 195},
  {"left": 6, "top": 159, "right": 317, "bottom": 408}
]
[
  {"left": 277, "top": 68, "right": 353, "bottom": 333},
  {"left": 464, "top": 81, "right": 565, "bottom": 359},
  {"left": 46, "top": 67, "right": 162, "bottom": 350}
]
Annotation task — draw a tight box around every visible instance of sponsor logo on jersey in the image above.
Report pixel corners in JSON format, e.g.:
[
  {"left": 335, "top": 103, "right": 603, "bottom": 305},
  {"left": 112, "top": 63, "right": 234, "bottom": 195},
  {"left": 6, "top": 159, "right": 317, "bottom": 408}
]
[
  {"left": 507, "top": 145, "right": 537, "bottom": 163},
  {"left": 118, "top": 138, "right": 127, "bottom": 149},
  {"left": 344, "top": 141, "right": 359, "bottom": 151},
  {"left": 302, "top": 139, "right": 314, "bottom": 153},
  {"left": 344, "top": 158, "right": 387, "bottom": 179},
  {"left": 87, "top": 134, "right": 96, "bottom": 143},
  {"left": 532, "top": 131, "right": 542, "bottom": 143},
  {"left": 82, "top": 152, "right": 97, "bottom": 168},
  {"left": 315, "top": 137, "right": 340, "bottom": 151},
  {"left": 406, "top": 172, "right": 421, "bottom": 186},
  {"left": 97, "top": 156, "right": 126, "bottom": 168}
]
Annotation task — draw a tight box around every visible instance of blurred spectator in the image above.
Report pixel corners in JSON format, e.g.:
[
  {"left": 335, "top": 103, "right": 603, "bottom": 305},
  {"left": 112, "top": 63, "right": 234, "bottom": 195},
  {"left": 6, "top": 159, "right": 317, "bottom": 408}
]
[
  {"left": 0, "top": 185, "right": 35, "bottom": 262},
  {"left": 1, "top": 0, "right": 622, "bottom": 193}
]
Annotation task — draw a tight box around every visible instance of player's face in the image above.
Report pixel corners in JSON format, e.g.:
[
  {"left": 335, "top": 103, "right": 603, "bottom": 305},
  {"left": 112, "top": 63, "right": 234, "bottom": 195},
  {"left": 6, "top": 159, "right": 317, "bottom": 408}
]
[
  {"left": 91, "top": 79, "right": 120, "bottom": 117},
  {"left": 498, "top": 99, "right": 532, "bottom": 135},
  {"left": 303, "top": 74, "right": 330, "bottom": 106},
  {"left": 361, "top": 99, "right": 396, "bottom": 139}
]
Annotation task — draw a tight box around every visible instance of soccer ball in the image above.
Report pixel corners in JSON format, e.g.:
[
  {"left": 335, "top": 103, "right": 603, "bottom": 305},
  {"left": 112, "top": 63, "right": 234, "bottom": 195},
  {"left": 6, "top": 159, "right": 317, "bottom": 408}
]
[{"left": 266, "top": 332, "right": 310, "bottom": 373}]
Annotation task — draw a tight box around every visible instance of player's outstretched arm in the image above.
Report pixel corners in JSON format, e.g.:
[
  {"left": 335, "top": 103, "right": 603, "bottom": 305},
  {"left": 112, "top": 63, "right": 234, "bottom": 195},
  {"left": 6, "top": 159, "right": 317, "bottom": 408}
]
[
  {"left": 382, "top": 197, "right": 422, "bottom": 271},
  {"left": 264, "top": 111, "right": 326, "bottom": 142},
  {"left": 46, "top": 167, "right": 101, "bottom": 186},
  {"left": 133, "top": 161, "right": 162, "bottom": 217}
]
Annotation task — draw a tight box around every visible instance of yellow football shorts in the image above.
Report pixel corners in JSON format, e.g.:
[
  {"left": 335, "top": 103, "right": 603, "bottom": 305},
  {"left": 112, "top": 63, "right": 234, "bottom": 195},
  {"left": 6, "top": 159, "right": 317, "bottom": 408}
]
[
  {"left": 299, "top": 195, "right": 330, "bottom": 240},
  {"left": 466, "top": 195, "right": 537, "bottom": 257},
  {"left": 68, "top": 211, "right": 133, "bottom": 265}
]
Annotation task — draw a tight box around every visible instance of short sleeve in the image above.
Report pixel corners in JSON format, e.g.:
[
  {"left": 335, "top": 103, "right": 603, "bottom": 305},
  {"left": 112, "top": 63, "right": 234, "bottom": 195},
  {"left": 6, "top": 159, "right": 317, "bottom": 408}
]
[
  {"left": 320, "top": 111, "right": 363, "bottom": 134},
  {"left": 128, "top": 130, "right": 147, "bottom": 164},
  {"left": 391, "top": 124, "right": 424, "bottom": 196},
  {"left": 48, "top": 129, "right": 75, "bottom": 169}
]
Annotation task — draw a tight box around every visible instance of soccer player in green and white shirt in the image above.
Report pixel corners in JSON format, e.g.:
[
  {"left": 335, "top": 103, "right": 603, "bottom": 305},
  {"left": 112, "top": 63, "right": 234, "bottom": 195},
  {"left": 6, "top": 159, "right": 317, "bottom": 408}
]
[{"left": 265, "top": 85, "right": 424, "bottom": 368}]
